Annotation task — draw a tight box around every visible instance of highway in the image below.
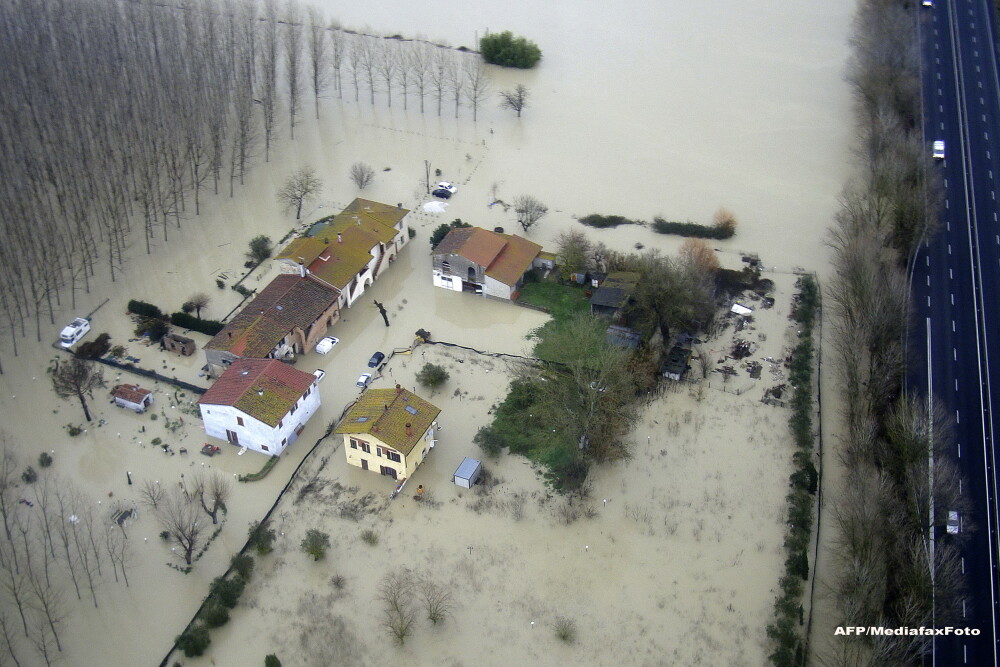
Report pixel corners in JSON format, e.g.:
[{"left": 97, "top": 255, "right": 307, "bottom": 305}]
[{"left": 915, "top": 0, "right": 1000, "bottom": 664}]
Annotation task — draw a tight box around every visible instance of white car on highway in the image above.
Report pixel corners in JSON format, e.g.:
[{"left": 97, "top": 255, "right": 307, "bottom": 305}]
[{"left": 932, "top": 140, "right": 945, "bottom": 160}]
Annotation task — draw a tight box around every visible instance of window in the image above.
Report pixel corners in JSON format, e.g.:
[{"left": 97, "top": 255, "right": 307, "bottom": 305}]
[
  {"left": 386, "top": 450, "right": 401, "bottom": 463},
  {"left": 376, "top": 447, "right": 383, "bottom": 457},
  {"left": 350, "top": 438, "right": 359, "bottom": 449},
  {"left": 360, "top": 442, "right": 371, "bottom": 454},
  {"left": 262, "top": 444, "right": 269, "bottom": 451},
  {"left": 278, "top": 419, "right": 283, "bottom": 429},
  {"left": 281, "top": 438, "right": 287, "bottom": 445},
  {"left": 290, "top": 404, "right": 297, "bottom": 415},
  {"left": 237, "top": 416, "right": 244, "bottom": 427},
  {"left": 303, "top": 387, "right": 310, "bottom": 398}
]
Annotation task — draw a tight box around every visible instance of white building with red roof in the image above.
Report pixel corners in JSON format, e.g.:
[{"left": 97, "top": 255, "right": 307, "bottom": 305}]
[
  {"left": 430, "top": 226, "right": 554, "bottom": 299},
  {"left": 198, "top": 358, "right": 322, "bottom": 456}
]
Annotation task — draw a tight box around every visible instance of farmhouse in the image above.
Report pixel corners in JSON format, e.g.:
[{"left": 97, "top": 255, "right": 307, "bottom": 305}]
[
  {"left": 203, "top": 274, "right": 339, "bottom": 376},
  {"left": 431, "top": 226, "right": 552, "bottom": 299},
  {"left": 275, "top": 198, "right": 410, "bottom": 309},
  {"left": 198, "top": 358, "right": 322, "bottom": 456},
  {"left": 335, "top": 385, "right": 440, "bottom": 481}
]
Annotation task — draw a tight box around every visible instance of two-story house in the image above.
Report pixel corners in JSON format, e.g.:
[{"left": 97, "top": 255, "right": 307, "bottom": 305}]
[
  {"left": 275, "top": 198, "right": 410, "bottom": 309},
  {"left": 335, "top": 385, "right": 440, "bottom": 482},
  {"left": 203, "top": 273, "right": 340, "bottom": 377},
  {"left": 431, "top": 226, "right": 553, "bottom": 300},
  {"left": 198, "top": 358, "right": 322, "bottom": 456}
]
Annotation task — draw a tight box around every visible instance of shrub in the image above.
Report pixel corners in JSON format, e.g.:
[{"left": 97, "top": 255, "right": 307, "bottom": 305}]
[
  {"left": 416, "top": 363, "right": 449, "bottom": 389},
  {"left": 248, "top": 521, "right": 277, "bottom": 555},
  {"left": 135, "top": 317, "right": 169, "bottom": 342},
  {"left": 209, "top": 576, "right": 245, "bottom": 609},
  {"left": 109, "top": 345, "right": 126, "bottom": 359},
  {"left": 200, "top": 602, "right": 230, "bottom": 628},
  {"left": 160, "top": 530, "right": 171, "bottom": 541},
  {"left": 407, "top": 227, "right": 416, "bottom": 239},
  {"left": 265, "top": 656, "right": 282, "bottom": 667},
  {"left": 216, "top": 278, "right": 226, "bottom": 290},
  {"left": 231, "top": 553, "right": 255, "bottom": 580},
  {"left": 234, "top": 284, "right": 253, "bottom": 298},
  {"left": 181, "top": 301, "right": 195, "bottom": 314},
  {"left": 21, "top": 466, "right": 37, "bottom": 484},
  {"left": 361, "top": 529, "right": 379, "bottom": 546},
  {"left": 301, "top": 529, "right": 331, "bottom": 561},
  {"left": 127, "top": 299, "right": 162, "bottom": 319},
  {"left": 75, "top": 333, "right": 112, "bottom": 359},
  {"left": 554, "top": 616, "right": 577, "bottom": 643},
  {"left": 247, "top": 235, "right": 273, "bottom": 265},
  {"left": 651, "top": 216, "right": 735, "bottom": 240},
  {"left": 479, "top": 30, "right": 542, "bottom": 68},
  {"left": 170, "top": 312, "right": 225, "bottom": 336},
  {"left": 578, "top": 214, "right": 641, "bottom": 229},
  {"left": 38, "top": 452, "right": 53, "bottom": 468},
  {"left": 66, "top": 424, "right": 83, "bottom": 437},
  {"left": 474, "top": 426, "right": 505, "bottom": 458},
  {"left": 175, "top": 625, "right": 211, "bottom": 657}
]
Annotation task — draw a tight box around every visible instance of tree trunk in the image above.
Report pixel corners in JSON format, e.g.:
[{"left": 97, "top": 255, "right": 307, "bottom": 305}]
[{"left": 77, "top": 393, "right": 92, "bottom": 422}]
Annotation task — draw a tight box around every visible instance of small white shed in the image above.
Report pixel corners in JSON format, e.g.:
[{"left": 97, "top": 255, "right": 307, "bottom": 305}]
[
  {"left": 112, "top": 384, "right": 153, "bottom": 413},
  {"left": 453, "top": 457, "right": 482, "bottom": 488}
]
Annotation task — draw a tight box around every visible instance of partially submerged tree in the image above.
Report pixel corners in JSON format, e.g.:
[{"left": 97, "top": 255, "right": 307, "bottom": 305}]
[
  {"left": 192, "top": 471, "right": 232, "bottom": 525},
  {"left": 513, "top": 195, "right": 547, "bottom": 232},
  {"left": 50, "top": 358, "right": 106, "bottom": 422},
  {"left": 555, "top": 229, "right": 592, "bottom": 280},
  {"left": 349, "top": 162, "right": 375, "bottom": 190},
  {"left": 187, "top": 293, "right": 210, "bottom": 319},
  {"left": 248, "top": 520, "right": 277, "bottom": 556},
  {"left": 277, "top": 166, "right": 323, "bottom": 219},
  {"left": 301, "top": 529, "right": 331, "bottom": 561},
  {"left": 499, "top": 84, "right": 529, "bottom": 117},
  {"left": 155, "top": 489, "right": 204, "bottom": 565},
  {"left": 246, "top": 235, "right": 274, "bottom": 266},
  {"left": 379, "top": 571, "right": 416, "bottom": 644},
  {"left": 479, "top": 31, "right": 542, "bottom": 68},
  {"left": 416, "top": 363, "right": 449, "bottom": 389}
]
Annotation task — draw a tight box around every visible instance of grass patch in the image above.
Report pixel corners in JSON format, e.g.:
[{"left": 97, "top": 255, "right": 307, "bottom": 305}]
[
  {"left": 578, "top": 213, "right": 643, "bottom": 228},
  {"left": 518, "top": 281, "right": 591, "bottom": 320},
  {"left": 238, "top": 455, "right": 280, "bottom": 482}
]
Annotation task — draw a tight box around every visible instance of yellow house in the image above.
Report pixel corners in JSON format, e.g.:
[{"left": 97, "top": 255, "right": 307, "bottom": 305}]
[{"left": 336, "top": 385, "right": 441, "bottom": 482}]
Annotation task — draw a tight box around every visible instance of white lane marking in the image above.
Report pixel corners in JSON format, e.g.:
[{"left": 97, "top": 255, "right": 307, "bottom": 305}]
[
  {"left": 947, "top": 221, "right": 952, "bottom": 232},
  {"left": 927, "top": 255, "right": 930, "bottom": 267},
  {"left": 958, "top": 441, "right": 962, "bottom": 456},
  {"left": 953, "top": 320, "right": 957, "bottom": 332},
  {"left": 956, "top": 409, "right": 960, "bottom": 425},
  {"left": 954, "top": 348, "right": 958, "bottom": 361},
  {"left": 949, "top": 243, "right": 953, "bottom": 254},
  {"left": 951, "top": 293, "right": 955, "bottom": 305},
  {"left": 956, "top": 378, "right": 960, "bottom": 391},
  {"left": 928, "top": 276, "right": 931, "bottom": 286},
  {"left": 950, "top": 268, "right": 954, "bottom": 279}
]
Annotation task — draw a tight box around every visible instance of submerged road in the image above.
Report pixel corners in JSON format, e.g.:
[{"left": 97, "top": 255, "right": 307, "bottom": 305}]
[{"left": 916, "top": 0, "right": 1000, "bottom": 664}]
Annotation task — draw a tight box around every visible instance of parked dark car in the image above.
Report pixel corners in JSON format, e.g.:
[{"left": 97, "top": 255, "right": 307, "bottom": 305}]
[
  {"left": 368, "top": 351, "right": 386, "bottom": 367},
  {"left": 432, "top": 188, "right": 452, "bottom": 199}
]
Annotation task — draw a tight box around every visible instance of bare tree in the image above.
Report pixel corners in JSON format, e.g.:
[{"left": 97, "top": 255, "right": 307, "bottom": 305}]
[
  {"left": 429, "top": 48, "right": 449, "bottom": 116},
  {"left": 377, "top": 41, "right": 398, "bottom": 107},
  {"left": 499, "top": 84, "right": 529, "bottom": 117},
  {"left": 0, "top": 608, "right": 22, "bottom": 666},
  {"left": 187, "top": 293, "right": 210, "bottom": 319},
  {"left": 329, "top": 23, "right": 346, "bottom": 99},
  {"left": 410, "top": 44, "right": 431, "bottom": 113},
  {"left": 358, "top": 36, "right": 379, "bottom": 105},
  {"left": 306, "top": 6, "right": 328, "bottom": 118},
  {"left": 0, "top": 443, "right": 19, "bottom": 543},
  {"left": 192, "top": 471, "right": 232, "bottom": 525},
  {"left": 513, "top": 195, "right": 548, "bottom": 232},
  {"left": 463, "top": 59, "right": 492, "bottom": 122},
  {"left": 379, "top": 571, "right": 415, "bottom": 644},
  {"left": 139, "top": 479, "right": 164, "bottom": 511},
  {"left": 417, "top": 576, "right": 453, "bottom": 624},
  {"left": 103, "top": 523, "right": 132, "bottom": 587},
  {"left": 447, "top": 53, "right": 464, "bottom": 118},
  {"left": 259, "top": 0, "right": 280, "bottom": 160},
  {"left": 155, "top": 489, "right": 204, "bottom": 566},
  {"left": 277, "top": 166, "right": 323, "bottom": 219},
  {"left": 284, "top": 1, "right": 303, "bottom": 138},
  {"left": 0, "top": 538, "right": 29, "bottom": 636},
  {"left": 349, "top": 162, "right": 375, "bottom": 190},
  {"left": 24, "top": 558, "right": 64, "bottom": 652},
  {"left": 50, "top": 358, "right": 106, "bottom": 423}
]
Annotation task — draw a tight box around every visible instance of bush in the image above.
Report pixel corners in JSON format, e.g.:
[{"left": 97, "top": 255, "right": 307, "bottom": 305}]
[
  {"left": 127, "top": 299, "right": 162, "bottom": 319},
  {"left": 578, "top": 214, "right": 641, "bottom": 229},
  {"left": 170, "top": 312, "right": 225, "bottom": 336},
  {"left": 248, "top": 521, "right": 277, "bottom": 555},
  {"left": 109, "top": 345, "right": 126, "bottom": 359},
  {"left": 265, "top": 656, "right": 282, "bottom": 667},
  {"left": 38, "top": 452, "right": 53, "bottom": 468},
  {"left": 216, "top": 278, "right": 226, "bottom": 290},
  {"left": 21, "top": 466, "right": 37, "bottom": 484},
  {"left": 75, "top": 333, "right": 112, "bottom": 359},
  {"left": 160, "top": 530, "right": 171, "bottom": 541},
  {"left": 416, "top": 363, "right": 449, "bottom": 389},
  {"left": 651, "top": 216, "right": 735, "bottom": 240},
  {"left": 553, "top": 616, "right": 577, "bottom": 643},
  {"left": 200, "top": 602, "right": 230, "bottom": 628},
  {"left": 247, "top": 235, "right": 273, "bottom": 265},
  {"left": 134, "top": 317, "right": 169, "bottom": 342},
  {"left": 234, "top": 284, "right": 253, "bottom": 298},
  {"left": 175, "top": 625, "right": 211, "bottom": 658},
  {"left": 407, "top": 227, "right": 416, "bottom": 239},
  {"left": 479, "top": 30, "right": 542, "bottom": 68},
  {"left": 474, "top": 426, "right": 505, "bottom": 458},
  {"left": 301, "top": 529, "right": 331, "bottom": 561},
  {"left": 231, "top": 553, "right": 255, "bottom": 580},
  {"left": 209, "top": 576, "right": 245, "bottom": 609},
  {"left": 361, "top": 529, "right": 379, "bottom": 546}
]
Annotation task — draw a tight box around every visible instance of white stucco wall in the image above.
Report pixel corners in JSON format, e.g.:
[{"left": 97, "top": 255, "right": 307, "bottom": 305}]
[
  {"left": 200, "top": 381, "right": 322, "bottom": 456},
  {"left": 431, "top": 270, "right": 463, "bottom": 292},
  {"left": 484, "top": 275, "right": 514, "bottom": 299}
]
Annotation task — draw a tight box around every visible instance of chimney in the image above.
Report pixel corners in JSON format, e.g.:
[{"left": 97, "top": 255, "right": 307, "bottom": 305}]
[
  {"left": 257, "top": 388, "right": 264, "bottom": 396},
  {"left": 397, "top": 202, "right": 402, "bottom": 209},
  {"left": 383, "top": 404, "right": 388, "bottom": 411},
  {"left": 298, "top": 261, "right": 305, "bottom": 278},
  {"left": 405, "top": 423, "right": 412, "bottom": 437},
  {"left": 337, "top": 233, "right": 342, "bottom": 243},
  {"left": 395, "top": 383, "right": 402, "bottom": 394}
]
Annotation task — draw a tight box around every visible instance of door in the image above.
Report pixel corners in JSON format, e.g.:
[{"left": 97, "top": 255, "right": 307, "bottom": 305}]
[
  {"left": 360, "top": 459, "right": 368, "bottom": 471},
  {"left": 380, "top": 465, "right": 398, "bottom": 480},
  {"left": 225, "top": 429, "right": 239, "bottom": 445}
]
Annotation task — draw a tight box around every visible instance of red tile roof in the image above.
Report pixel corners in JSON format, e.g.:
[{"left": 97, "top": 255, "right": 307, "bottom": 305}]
[
  {"left": 205, "top": 275, "right": 339, "bottom": 357},
  {"left": 113, "top": 384, "right": 151, "bottom": 404},
  {"left": 486, "top": 234, "right": 543, "bottom": 287},
  {"left": 198, "top": 359, "right": 316, "bottom": 427},
  {"left": 434, "top": 227, "right": 542, "bottom": 288}
]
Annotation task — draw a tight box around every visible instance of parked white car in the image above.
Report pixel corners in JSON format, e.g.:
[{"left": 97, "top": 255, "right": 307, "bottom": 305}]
[
  {"left": 436, "top": 181, "right": 458, "bottom": 194},
  {"left": 356, "top": 372, "right": 373, "bottom": 388},
  {"left": 312, "top": 369, "right": 326, "bottom": 383},
  {"left": 932, "top": 140, "right": 945, "bottom": 160},
  {"left": 315, "top": 336, "right": 339, "bottom": 354},
  {"left": 59, "top": 317, "right": 91, "bottom": 348}
]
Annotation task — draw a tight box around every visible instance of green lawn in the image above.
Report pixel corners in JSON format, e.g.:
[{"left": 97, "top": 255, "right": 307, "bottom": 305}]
[{"left": 517, "top": 280, "right": 591, "bottom": 320}]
